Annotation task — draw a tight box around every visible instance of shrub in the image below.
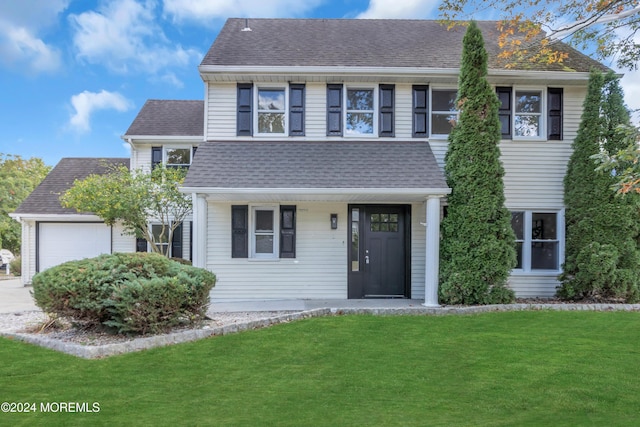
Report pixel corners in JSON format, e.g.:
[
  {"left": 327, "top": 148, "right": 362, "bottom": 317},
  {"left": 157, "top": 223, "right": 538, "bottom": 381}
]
[
  {"left": 32, "top": 253, "right": 216, "bottom": 335},
  {"left": 9, "top": 256, "right": 21, "bottom": 276}
]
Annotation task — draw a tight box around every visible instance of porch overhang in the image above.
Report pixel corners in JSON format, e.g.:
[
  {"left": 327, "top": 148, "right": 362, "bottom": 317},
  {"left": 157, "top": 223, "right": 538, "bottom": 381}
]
[{"left": 180, "top": 187, "right": 451, "bottom": 203}]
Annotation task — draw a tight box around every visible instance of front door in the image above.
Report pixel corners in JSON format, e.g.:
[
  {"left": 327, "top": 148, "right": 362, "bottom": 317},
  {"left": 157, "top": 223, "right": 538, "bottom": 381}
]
[{"left": 348, "top": 205, "right": 410, "bottom": 298}]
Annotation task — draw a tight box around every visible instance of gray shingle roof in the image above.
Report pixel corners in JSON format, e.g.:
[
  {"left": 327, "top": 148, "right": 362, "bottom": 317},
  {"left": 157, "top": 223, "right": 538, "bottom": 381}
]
[
  {"left": 183, "top": 141, "right": 446, "bottom": 189},
  {"left": 124, "top": 100, "right": 203, "bottom": 136},
  {"left": 13, "top": 158, "right": 129, "bottom": 215},
  {"left": 201, "top": 19, "right": 607, "bottom": 72}
]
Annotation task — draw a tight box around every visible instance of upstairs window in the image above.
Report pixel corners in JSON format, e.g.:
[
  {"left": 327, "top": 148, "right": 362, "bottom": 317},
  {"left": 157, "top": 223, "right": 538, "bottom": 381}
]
[
  {"left": 514, "top": 90, "right": 543, "bottom": 138},
  {"left": 237, "top": 83, "right": 305, "bottom": 137},
  {"left": 151, "top": 146, "right": 196, "bottom": 169},
  {"left": 346, "top": 88, "right": 375, "bottom": 135},
  {"left": 326, "top": 84, "right": 395, "bottom": 137},
  {"left": 256, "top": 88, "right": 286, "bottom": 135},
  {"left": 497, "top": 87, "right": 563, "bottom": 140},
  {"left": 431, "top": 89, "right": 458, "bottom": 136}
]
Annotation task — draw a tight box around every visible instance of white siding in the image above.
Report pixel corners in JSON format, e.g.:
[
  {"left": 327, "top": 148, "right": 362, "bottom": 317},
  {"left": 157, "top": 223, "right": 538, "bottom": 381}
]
[
  {"left": 395, "top": 84, "right": 413, "bottom": 139},
  {"left": 21, "top": 220, "right": 36, "bottom": 284},
  {"left": 509, "top": 275, "right": 558, "bottom": 298},
  {"left": 206, "top": 83, "right": 237, "bottom": 139},
  {"left": 207, "top": 202, "right": 348, "bottom": 300},
  {"left": 305, "top": 83, "right": 326, "bottom": 138},
  {"left": 112, "top": 222, "right": 135, "bottom": 253}
]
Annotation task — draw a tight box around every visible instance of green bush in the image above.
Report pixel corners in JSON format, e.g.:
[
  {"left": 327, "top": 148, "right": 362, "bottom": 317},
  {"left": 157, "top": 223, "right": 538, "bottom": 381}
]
[
  {"left": 32, "top": 253, "right": 216, "bottom": 335},
  {"left": 9, "top": 256, "right": 21, "bottom": 276}
]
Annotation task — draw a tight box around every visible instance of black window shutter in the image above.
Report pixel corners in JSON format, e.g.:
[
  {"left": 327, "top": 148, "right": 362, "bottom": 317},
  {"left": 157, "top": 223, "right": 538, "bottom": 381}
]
[
  {"left": 379, "top": 84, "right": 395, "bottom": 137},
  {"left": 237, "top": 83, "right": 253, "bottom": 136},
  {"left": 136, "top": 238, "right": 147, "bottom": 252},
  {"left": 547, "top": 88, "right": 563, "bottom": 140},
  {"left": 412, "top": 85, "right": 428, "bottom": 137},
  {"left": 289, "top": 84, "right": 305, "bottom": 136},
  {"left": 231, "top": 205, "right": 248, "bottom": 258},
  {"left": 171, "top": 222, "right": 183, "bottom": 259},
  {"left": 496, "top": 87, "right": 512, "bottom": 139},
  {"left": 326, "top": 84, "right": 343, "bottom": 136},
  {"left": 280, "top": 206, "right": 296, "bottom": 258},
  {"left": 151, "top": 146, "right": 162, "bottom": 169}
]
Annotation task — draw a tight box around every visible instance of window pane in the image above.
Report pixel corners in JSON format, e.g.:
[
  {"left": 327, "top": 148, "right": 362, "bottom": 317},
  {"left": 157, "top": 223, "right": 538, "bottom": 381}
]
[
  {"left": 432, "top": 114, "right": 456, "bottom": 134},
  {"left": 347, "top": 89, "right": 373, "bottom": 110},
  {"left": 166, "top": 148, "right": 190, "bottom": 165},
  {"left": 515, "top": 242, "right": 523, "bottom": 269},
  {"left": 282, "top": 210, "right": 294, "bottom": 229},
  {"left": 514, "top": 115, "right": 540, "bottom": 137},
  {"left": 511, "top": 212, "right": 524, "bottom": 240},
  {"left": 432, "top": 90, "right": 457, "bottom": 111},
  {"left": 515, "top": 92, "right": 541, "bottom": 113},
  {"left": 351, "top": 209, "right": 359, "bottom": 272},
  {"left": 531, "top": 213, "right": 557, "bottom": 240},
  {"left": 346, "top": 113, "right": 373, "bottom": 134},
  {"left": 152, "top": 225, "right": 167, "bottom": 243},
  {"left": 531, "top": 241, "right": 559, "bottom": 270},
  {"left": 258, "top": 112, "right": 285, "bottom": 133},
  {"left": 255, "top": 235, "right": 273, "bottom": 254},
  {"left": 258, "top": 89, "right": 285, "bottom": 110},
  {"left": 255, "top": 210, "right": 274, "bottom": 232}
]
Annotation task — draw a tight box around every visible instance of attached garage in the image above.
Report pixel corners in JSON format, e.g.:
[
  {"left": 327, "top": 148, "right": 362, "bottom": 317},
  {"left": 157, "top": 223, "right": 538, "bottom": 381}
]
[{"left": 37, "top": 222, "right": 112, "bottom": 272}]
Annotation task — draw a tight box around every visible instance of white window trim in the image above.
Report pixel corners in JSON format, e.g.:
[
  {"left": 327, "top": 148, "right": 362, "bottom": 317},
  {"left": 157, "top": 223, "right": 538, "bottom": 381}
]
[
  {"left": 429, "top": 87, "right": 459, "bottom": 139},
  {"left": 249, "top": 205, "right": 280, "bottom": 259},
  {"left": 511, "top": 209, "right": 564, "bottom": 274},
  {"left": 254, "top": 85, "right": 288, "bottom": 137},
  {"left": 513, "top": 87, "right": 546, "bottom": 141},
  {"left": 343, "top": 85, "right": 378, "bottom": 137},
  {"left": 163, "top": 146, "right": 193, "bottom": 167}
]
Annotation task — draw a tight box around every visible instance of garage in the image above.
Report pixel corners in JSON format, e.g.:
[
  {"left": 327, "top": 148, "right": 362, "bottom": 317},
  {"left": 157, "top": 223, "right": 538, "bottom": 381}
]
[{"left": 38, "top": 222, "right": 112, "bottom": 272}]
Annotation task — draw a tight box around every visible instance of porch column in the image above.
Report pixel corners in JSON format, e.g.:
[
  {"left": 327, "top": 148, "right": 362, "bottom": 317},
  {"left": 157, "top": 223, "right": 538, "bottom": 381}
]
[
  {"left": 192, "top": 194, "right": 208, "bottom": 269},
  {"left": 423, "top": 195, "right": 443, "bottom": 307}
]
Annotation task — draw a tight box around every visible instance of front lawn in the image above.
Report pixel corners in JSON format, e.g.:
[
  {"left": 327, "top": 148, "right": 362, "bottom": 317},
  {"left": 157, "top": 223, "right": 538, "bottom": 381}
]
[{"left": 2, "top": 311, "right": 640, "bottom": 426}]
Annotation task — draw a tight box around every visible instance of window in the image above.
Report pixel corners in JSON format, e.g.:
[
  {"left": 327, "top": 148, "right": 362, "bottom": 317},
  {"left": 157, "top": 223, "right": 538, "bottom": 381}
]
[
  {"left": 256, "top": 88, "right": 286, "bottom": 134},
  {"left": 497, "top": 87, "right": 563, "bottom": 140},
  {"left": 326, "top": 84, "right": 395, "bottom": 137},
  {"left": 151, "top": 146, "right": 196, "bottom": 169},
  {"left": 514, "top": 90, "right": 543, "bottom": 137},
  {"left": 231, "top": 205, "right": 296, "bottom": 259},
  {"left": 511, "top": 211, "right": 562, "bottom": 271},
  {"left": 237, "top": 83, "right": 306, "bottom": 137},
  {"left": 145, "top": 222, "right": 183, "bottom": 258},
  {"left": 346, "top": 88, "right": 375, "bottom": 135},
  {"left": 431, "top": 89, "right": 458, "bottom": 136}
]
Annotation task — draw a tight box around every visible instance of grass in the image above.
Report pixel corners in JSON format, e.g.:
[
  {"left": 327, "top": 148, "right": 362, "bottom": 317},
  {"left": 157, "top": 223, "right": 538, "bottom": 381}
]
[{"left": 2, "top": 311, "right": 640, "bottom": 426}]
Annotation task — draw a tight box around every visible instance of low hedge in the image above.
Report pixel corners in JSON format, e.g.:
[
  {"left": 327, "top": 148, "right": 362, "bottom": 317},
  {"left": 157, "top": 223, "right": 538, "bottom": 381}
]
[{"left": 31, "top": 252, "right": 216, "bottom": 335}]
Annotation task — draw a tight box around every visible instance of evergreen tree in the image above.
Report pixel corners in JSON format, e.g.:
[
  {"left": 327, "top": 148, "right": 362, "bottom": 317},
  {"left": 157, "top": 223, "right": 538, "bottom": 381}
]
[
  {"left": 439, "top": 22, "right": 517, "bottom": 305},
  {"left": 558, "top": 70, "right": 640, "bottom": 302}
]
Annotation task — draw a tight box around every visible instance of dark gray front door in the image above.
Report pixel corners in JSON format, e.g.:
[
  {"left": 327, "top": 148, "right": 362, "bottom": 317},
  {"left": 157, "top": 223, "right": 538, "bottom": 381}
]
[{"left": 348, "top": 205, "right": 410, "bottom": 298}]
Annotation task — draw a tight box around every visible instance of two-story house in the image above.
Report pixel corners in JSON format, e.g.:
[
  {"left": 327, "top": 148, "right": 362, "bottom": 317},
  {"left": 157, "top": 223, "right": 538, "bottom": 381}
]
[{"left": 12, "top": 19, "right": 608, "bottom": 304}]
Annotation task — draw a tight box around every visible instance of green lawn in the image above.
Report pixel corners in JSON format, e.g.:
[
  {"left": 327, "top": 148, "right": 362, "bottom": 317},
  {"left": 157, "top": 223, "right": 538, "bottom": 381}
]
[{"left": 2, "top": 311, "right": 640, "bottom": 426}]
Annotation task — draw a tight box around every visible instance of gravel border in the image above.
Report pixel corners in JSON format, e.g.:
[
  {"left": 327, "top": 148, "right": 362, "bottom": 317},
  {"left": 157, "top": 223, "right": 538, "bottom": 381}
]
[{"left": 2, "top": 303, "right": 640, "bottom": 359}]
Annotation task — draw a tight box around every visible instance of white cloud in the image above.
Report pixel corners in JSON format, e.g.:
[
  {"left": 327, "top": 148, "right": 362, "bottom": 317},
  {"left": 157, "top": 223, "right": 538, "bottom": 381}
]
[
  {"left": 357, "top": 0, "right": 439, "bottom": 19},
  {"left": 162, "top": 0, "right": 324, "bottom": 24},
  {"left": 69, "top": 90, "right": 133, "bottom": 133},
  {"left": 0, "top": 0, "right": 69, "bottom": 73},
  {"left": 69, "top": 0, "right": 200, "bottom": 74}
]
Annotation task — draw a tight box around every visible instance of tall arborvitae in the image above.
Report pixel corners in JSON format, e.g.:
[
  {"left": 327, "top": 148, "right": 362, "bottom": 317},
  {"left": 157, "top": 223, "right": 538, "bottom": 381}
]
[
  {"left": 439, "top": 22, "right": 517, "bottom": 305},
  {"left": 558, "top": 70, "right": 640, "bottom": 302}
]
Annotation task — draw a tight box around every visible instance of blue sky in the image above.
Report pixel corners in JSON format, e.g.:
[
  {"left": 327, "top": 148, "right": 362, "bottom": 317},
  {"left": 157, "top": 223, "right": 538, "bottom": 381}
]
[{"left": 1, "top": 0, "right": 638, "bottom": 167}]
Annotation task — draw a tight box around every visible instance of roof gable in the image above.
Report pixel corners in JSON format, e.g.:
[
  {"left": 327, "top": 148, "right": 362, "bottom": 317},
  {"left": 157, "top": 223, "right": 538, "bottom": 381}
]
[{"left": 201, "top": 19, "right": 606, "bottom": 73}]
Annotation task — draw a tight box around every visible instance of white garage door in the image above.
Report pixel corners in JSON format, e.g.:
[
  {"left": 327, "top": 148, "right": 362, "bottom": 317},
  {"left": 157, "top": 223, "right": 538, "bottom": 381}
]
[{"left": 38, "top": 223, "right": 112, "bottom": 271}]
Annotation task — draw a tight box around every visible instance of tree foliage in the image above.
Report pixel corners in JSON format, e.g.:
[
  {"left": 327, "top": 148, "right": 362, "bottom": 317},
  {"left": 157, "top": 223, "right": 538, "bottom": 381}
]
[
  {"left": 0, "top": 154, "right": 51, "bottom": 252},
  {"left": 439, "top": 22, "right": 517, "bottom": 305},
  {"left": 593, "top": 125, "right": 640, "bottom": 194},
  {"left": 558, "top": 70, "right": 640, "bottom": 302},
  {"left": 61, "top": 164, "right": 192, "bottom": 257},
  {"left": 439, "top": 0, "right": 640, "bottom": 70}
]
